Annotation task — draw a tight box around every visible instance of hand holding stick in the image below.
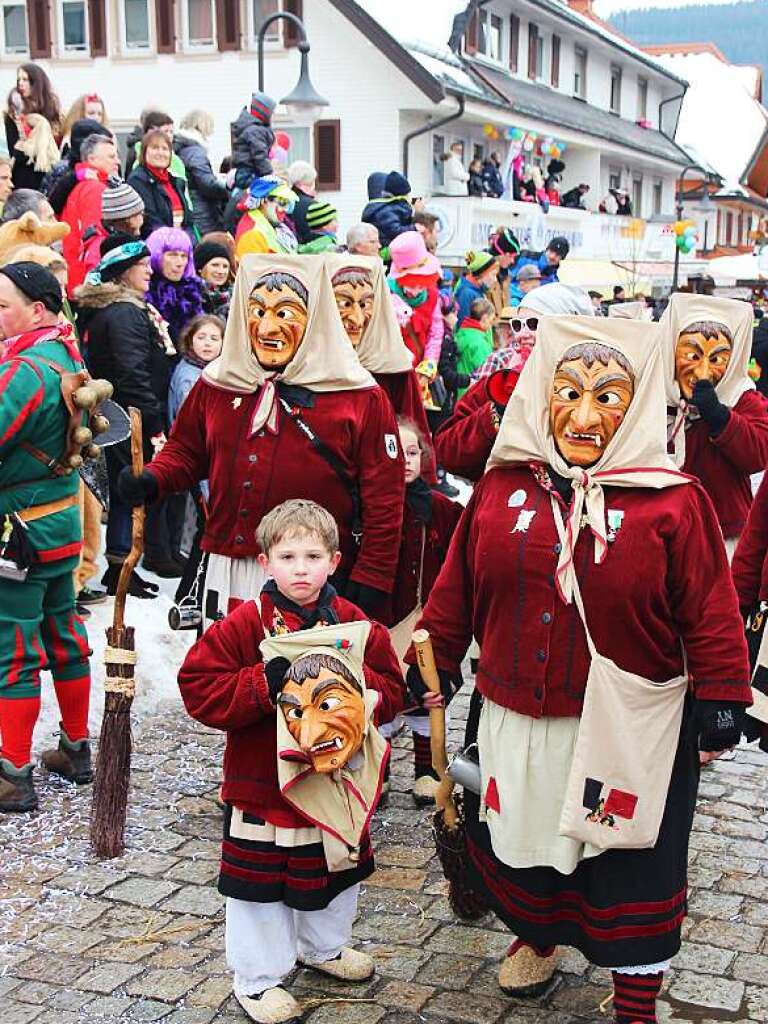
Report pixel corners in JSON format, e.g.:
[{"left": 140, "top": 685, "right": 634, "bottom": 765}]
[{"left": 413, "top": 629, "right": 458, "bottom": 828}]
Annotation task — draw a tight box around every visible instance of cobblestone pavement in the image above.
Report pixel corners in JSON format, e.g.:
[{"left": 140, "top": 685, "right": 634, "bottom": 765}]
[{"left": 1, "top": 688, "right": 767, "bottom": 1024}]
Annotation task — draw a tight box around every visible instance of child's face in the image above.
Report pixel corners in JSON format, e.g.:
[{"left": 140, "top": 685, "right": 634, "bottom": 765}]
[
  {"left": 399, "top": 426, "right": 422, "bottom": 484},
  {"left": 258, "top": 532, "right": 341, "bottom": 607},
  {"left": 191, "top": 323, "right": 223, "bottom": 363},
  {"left": 480, "top": 312, "right": 494, "bottom": 333}
]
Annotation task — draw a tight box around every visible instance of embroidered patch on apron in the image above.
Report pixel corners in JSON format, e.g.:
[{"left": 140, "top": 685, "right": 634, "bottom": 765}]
[{"left": 512, "top": 509, "right": 536, "bottom": 533}]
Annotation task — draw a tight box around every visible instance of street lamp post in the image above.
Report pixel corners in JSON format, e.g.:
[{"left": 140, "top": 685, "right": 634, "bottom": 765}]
[
  {"left": 672, "top": 162, "right": 707, "bottom": 291},
  {"left": 257, "top": 12, "right": 329, "bottom": 114}
]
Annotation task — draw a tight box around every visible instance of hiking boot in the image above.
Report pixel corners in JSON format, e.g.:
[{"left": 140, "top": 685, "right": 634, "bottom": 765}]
[
  {"left": 299, "top": 946, "right": 374, "bottom": 982},
  {"left": 0, "top": 758, "right": 38, "bottom": 812},
  {"left": 498, "top": 941, "right": 558, "bottom": 997},
  {"left": 235, "top": 987, "right": 302, "bottom": 1024},
  {"left": 102, "top": 563, "right": 158, "bottom": 599},
  {"left": 41, "top": 726, "right": 93, "bottom": 784}
]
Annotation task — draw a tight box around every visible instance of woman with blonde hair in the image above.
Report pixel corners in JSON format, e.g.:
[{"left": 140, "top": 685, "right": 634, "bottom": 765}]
[
  {"left": 60, "top": 93, "right": 108, "bottom": 155},
  {"left": 175, "top": 108, "right": 228, "bottom": 235}
]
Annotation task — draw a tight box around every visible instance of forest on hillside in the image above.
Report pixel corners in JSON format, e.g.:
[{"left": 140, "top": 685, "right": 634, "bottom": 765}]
[{"left": 608, "top": 1, "right": 768, "bottom": 81}]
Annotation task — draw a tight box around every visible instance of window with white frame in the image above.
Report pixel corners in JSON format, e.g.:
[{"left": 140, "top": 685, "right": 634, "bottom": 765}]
[
  {"left": 281, "top": 126, "right": 310, "bottom": 163},
  {"left": 573, "top": 46, "right": 587, "bottom": 99},
  {"left": 60, "top": 0, "right": 88, "bottom": 52},
  {"left": 609, "top": 168, "right": 622, "bottom": 192},
  {"left": 123, "top": 0, "right": 150, "bottom": 49},
  {"left": 610, "top": 65, "right": 622, "bottom": 114},
  {"left": 478, "top": 9, "right": 503, "bottom": 61},
  {"left": 1, "top": 2, "right": 27, "bottom": 54},
  {"left": 637, "top": 78, "right": 648, "bottom": 120},
  {"left": 253, "top": 0, "right": 280, "bottom": 42},
  {"left": 184, "top": 0, "right": 215, "bottom": 47},
  {"left": 652, "top": 180, "right": 662, "bottom": 216}
]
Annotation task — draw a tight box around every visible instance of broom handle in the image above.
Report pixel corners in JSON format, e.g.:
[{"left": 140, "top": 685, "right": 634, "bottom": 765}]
[
  {"left": 113, "top": 408, "right": 145, "bottom": 631},
  {"left": 413, "top": 630, "right": 458, "bottom": 827}
]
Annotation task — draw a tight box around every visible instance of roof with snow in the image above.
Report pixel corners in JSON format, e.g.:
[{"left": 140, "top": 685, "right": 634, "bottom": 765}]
[{"left": 647, "top": 48, "right": 768, "bottom": 187}]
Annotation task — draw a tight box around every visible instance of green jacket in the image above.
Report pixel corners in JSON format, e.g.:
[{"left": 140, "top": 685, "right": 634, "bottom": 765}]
[
  {"left": 297, "top": 233, "right": 338, "bottom": 255},
  {"left": 0, "top": 327, "right": 84, "bottom": 563},
  {"left": 455, "top": 319, "right": 494, "bottom": 397}
]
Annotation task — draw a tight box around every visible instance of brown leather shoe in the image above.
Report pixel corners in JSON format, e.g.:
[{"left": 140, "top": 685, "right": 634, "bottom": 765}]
[
  {"left": 0, "top": 758, "right": 38, "bottom": 812},
  {"left": 41, "top": 727, "right": 93, "bottom": 784}
]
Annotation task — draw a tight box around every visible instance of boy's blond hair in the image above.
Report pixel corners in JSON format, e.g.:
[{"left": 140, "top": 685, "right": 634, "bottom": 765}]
[{"left": 257, "top": 500, "right": 339, "bottom": 555}]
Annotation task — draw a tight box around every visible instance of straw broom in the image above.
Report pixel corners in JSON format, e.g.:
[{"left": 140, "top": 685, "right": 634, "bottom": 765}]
[
  {"left": 413, "top": 629, "right": 486, "bottom": 920},
  {"left": 90, "top": 407, "right": 144, "bottom": 859}
]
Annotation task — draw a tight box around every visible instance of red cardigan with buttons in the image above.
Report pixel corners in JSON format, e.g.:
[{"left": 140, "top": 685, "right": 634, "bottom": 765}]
[
  {"left": 681, "top": 389, "right": 768, "bottom": 538},
  {"left": 412, "top": 465, "right": 751, "bottom": 718},
  {"left": 434, "top": 377, "right": 498, "bottom": 482},
  {"left": 147, "top": 380, "right": 405, "bottom": 591},
  {"left": 732, "top": 473, "right": 768, "bottom": 614},
  {"left": 178, "top": 591, "right": 405, "bottom": 824}
]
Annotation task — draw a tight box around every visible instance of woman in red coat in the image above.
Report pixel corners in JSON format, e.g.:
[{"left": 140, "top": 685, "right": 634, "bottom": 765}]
[
  {"left": 661, "top": 293, "right": 768, "bottom": 550},
  {"left": 118, "top": 254, "right": 405, "bottom": 623},
  {"left": 407, "top": 315, "right": 752, "bottom": 1022}
]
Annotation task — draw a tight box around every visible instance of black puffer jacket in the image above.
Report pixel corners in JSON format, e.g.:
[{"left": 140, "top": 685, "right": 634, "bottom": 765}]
[
  {"left": 231, "top": 107, "right": 273, "bottom": 178},
  {"left": 76, "top": 281, "right": 174, "bottom": 458},
  {"left": 174, "top": 130, "right": 228, "bottom": 235},
  {"left": 127, "top": 164, "right": 195, "bottom": 239}
]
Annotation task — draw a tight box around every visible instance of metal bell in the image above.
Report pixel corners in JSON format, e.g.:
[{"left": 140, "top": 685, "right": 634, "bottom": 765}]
[
  {"left": 92, "top": 379, "right": 114, "bottom": 402},
  {"left": 67, "top": 453, "right": 84, "bottom": 469},
  {"left": 91, "top": 414, "right": 110, "bottom": 435},
  {"left": 72, "top": 426, "right": 93, "bottom": 446},
  {"left": 84, "top": 444, "right": 101, "bottom": 460},
  {"left": 73, "top": 386, "right": 98, "bottom": 410}
]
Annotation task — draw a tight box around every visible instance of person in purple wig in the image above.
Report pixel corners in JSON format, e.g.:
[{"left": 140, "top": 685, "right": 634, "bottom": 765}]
[{"left": 145, "top": 226, "right": 204, "bottom": 344}]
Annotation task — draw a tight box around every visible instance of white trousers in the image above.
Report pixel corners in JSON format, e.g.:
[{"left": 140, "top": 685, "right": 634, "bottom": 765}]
[{"left": 226, "top": 885, "right": 359, "bottom": 997}]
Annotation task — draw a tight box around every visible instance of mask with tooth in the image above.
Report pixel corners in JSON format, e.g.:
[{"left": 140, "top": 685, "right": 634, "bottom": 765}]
[
  {"left": 247, "top": 274, "right": 309, "bottom": 370},
  {"left": 277, "top": 656, "right": 366, "bottom": 774}
]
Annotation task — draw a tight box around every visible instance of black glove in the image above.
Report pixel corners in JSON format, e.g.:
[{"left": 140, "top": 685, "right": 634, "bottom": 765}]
[
  {"left": 344, "top": 581, "right": 388, "bottom": 619},
  {"left": 117, "top": 467, "right": 158, "bottom": 507},
  {"left": 694, "top": 699, "right": 747, "bottom": 752},
  {"left": 690, "top": 380, "right": 730, "bottom": 435},
  {"left": 405, "top": 663, "right": 457, "bottom": 707},
  {"left": 264, "top": 657, "right": 291, "bottom": 703}
]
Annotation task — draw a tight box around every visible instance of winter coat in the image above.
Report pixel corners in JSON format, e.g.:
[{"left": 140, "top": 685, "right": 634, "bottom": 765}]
[
  {"left": 442, "top": 154, "right": 469, "bottom": 196},
  {"left": 60, "top": 174, "right": 108, "bottom": 296},
  {"left": 231, "top": 107, "right": 274, "bottom": 178},
  {"left": 509, "top": 251, "right": 559, "bottom": 303},
  {"left": 297, "top": 233, "right": 338, "bottom": 254},
  {"left": 680, "top": 389, "right": 768, "bottom": 539},
  {"left": 482, "top": 159, "right": 504, "bottom": 198},
  {"left": 454, "top": 318, "right": 493, "bottom": 394},
  {"left": 437, "top": 324, "right": 470, "bottom": 418},
  {"left": 147, "top": 381, "right": 405, "bottom": 590},
  {"left": 177, "top": 591, "right": 404, "bottom": 820},
  {"left": 454, "top": 275, "right": 486, "bottom": 328},
  {"left": 174, "top": 130, "right": 228, "bottom": 235},
  {"left": 733, "top": 475, "right": 768, "bottom": 614},
  {"left": 561, "top": 186, "right": 587, "bottom": 210},
  {"left": 410, "top": 464, "right": 751, "bottom": 718},
  {"left": 289, "top": 186, "right": 315, "bottom": 245},
  {"left": 468, "top": 170, "right": 486, "bottom": 197},
  {"left": 361, "top": 197, "right": 414, "bottom": 248},
  {"left": 168, "top": 356, "right": 203, "bottom": 423},
  {"left": 124, "top": 127, "right": 187, "bottom": 183},
  {"left": 434, "top": 377, "right": 497, "bottom": 482},
  {"left": 76, "top": 282, "right": 174, "bottom": 456},
  {"left": 127, "top": 164, "right": 195, "bottom": 239}
]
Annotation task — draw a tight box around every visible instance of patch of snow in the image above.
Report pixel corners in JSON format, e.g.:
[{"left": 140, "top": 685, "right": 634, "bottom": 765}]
[{"left": 358, "top": 0, "right": 467, "bottom": 58}]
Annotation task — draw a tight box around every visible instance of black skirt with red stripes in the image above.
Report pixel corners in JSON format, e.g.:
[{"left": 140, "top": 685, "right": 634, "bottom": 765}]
[
  {"left": 464, "top": 694, "right": 700, "bottom": 967},
  {"left": 218, "top": 807, "right": 374, "bottom": 911}
]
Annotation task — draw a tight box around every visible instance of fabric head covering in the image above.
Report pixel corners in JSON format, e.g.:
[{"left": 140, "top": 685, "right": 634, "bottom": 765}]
[
  {"left": 203, "top": 254, "right": 375, "bottom": 430},
  {"left": 69, "top": 119, "right": 112, "bottom": 165},
  {"left": 306, "top": 200, "right": 337, "bottom": 230},
  {"left": 660, "top": 292, "right": 754, "bottom": 466},
  {"left": 87, "top": 236, "right": 149, "bottom": 284},
  {"left": 0, "top": 261, "right": 63, "bottom": 313},
  {"left": 608, "top": 301, "right": 652, "bottom": 321},
  {"left": 260, "top": 621, "right": 387, "bottom": 872},
  {"left": 102, "top": 180, "right": 144, "bottom": 222},
  {"left": 326, "top": 252, "right": 412, "bottom": 374},
  {"left": 466, "top": 250, "right": 497, "bottom": 275},
  {"left": 145, "top": 226, "right": 195, "bottom": 279},
  {"left": 490, "top": 228, "right": 520, "bottom": 256},
  {"left": 518, "top": 282, "right": 594, "bottom": 318},
  {"left": 488, "top": 315, "right": 689, "bottom": 603},
  {"left": 194, "top": 240, "right": 230, "bottom": 273},
  {"left": 250, "top": 91, "right": 275, "bottom": 123},
  {"left": 389, "top": 231, "right": 441, "bottom": 280}
]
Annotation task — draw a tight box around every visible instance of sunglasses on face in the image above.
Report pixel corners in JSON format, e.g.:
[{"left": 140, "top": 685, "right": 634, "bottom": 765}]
[{"left": 510, "top": 317, "right": 539, "bottom": 333}]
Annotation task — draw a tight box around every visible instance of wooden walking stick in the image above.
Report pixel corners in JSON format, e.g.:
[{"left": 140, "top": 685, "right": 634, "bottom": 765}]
[
  {"left": 90, "top": 407, "right": 145, "bottom": 859},
  {"left": 413, "top": 629, "right": 486, "bottom": 920}
]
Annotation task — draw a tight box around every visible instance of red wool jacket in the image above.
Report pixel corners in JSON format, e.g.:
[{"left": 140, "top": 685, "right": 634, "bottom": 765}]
[
  {"left": 383, "top": 486, "right": 463, "bottom": 627},
  {"left": 681, "top": 389, "right": 768, "bottom": 538},
  {"left": 434, "top": 377, "right": 498, "bottom": 481},
  {"left": 732, "top": 473, "right": 768, "bottom": 614},
  {"left": 177, "top": 592, "right": 406, "bottom": 824},
  {"left": 61, "top": 176, "right": 107, "bottom": 296},
  {"left": 373, "top": 368, "right": 436, "bottom": 484},
  {"left": 147, "top": 380, "right": 405, "bottom": 591},
  {"left": 411, "top": 465, "right": 751, "bottom": 718}
]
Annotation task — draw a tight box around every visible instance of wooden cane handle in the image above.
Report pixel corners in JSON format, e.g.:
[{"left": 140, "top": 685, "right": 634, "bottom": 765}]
[
  {"left": 412, "top": 629, "right": 448, "bottom": 779},
  {"left": 113, "top": 408, "right": 145, "bottom": 631}
]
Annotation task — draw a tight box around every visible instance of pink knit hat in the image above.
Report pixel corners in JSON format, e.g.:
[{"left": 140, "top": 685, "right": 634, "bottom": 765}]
[{"left": 389, "top": 231, "right": 441, "bottom": 280}]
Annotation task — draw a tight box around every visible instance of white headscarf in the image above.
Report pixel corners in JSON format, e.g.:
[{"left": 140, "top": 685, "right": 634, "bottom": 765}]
[
  {"left": 326, "top": 252, "right": 412, "bottom": 374},
  {"left": 659, "top": 293, "right": 754, "bottom": 466},
  {"left": 203, "top": 254, "right": 374, "bottom": 432},
  {"left": 518, "top": 283, "right": 595, "bottom": 317},
  {"left": 488, "top": 315, "right": 689, "bottom": 603},
  {"left": 608, "top": 301, "right": 652, "bottom": 321}
]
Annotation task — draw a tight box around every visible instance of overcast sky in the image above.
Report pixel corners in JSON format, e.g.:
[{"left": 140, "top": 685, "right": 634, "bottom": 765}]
[{"left": 593, "top": 0, "right": 739, "bottom": 15}]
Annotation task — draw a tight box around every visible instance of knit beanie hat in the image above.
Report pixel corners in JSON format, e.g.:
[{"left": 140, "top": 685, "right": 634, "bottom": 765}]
[
  {"left": 548, "top": 235, "right": 570, "bottom": 259},
  {"left": 306, "top": 200, "right": 338, "bottom": 231},
  {"left": 69, "top": 118, "right": 113, "bottom": 166},
  {"left": 493, "top": 227, "right": 520, "bottom": 256},
  {"left": 465, "top": 250, "right": 497, "bottom": 275},
  {"left": 193, "top": 240, "right": 231, "bottom": 273},
  {"left": 385, "top": 171, "right": 410, "bottom": 197},
  {"left": 102, "top": 180, "right": 145, "bottom": 222},
  {"left": 0, "top": 261, "right": 63, "bottom": 313},
  {"left": 250, "top": 91, "right": 276, "bottom": 124}
]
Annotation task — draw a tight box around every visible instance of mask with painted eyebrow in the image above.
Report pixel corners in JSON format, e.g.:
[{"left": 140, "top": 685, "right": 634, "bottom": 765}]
[
  {"left": 674, "top": 328, "right": 732, "bottom": 400},
  {"left": 549, "top": 356, "right": 635, "bottom": 467},
  {"left": 278, "top": 666, "right": 366, "bottom": 774}
]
